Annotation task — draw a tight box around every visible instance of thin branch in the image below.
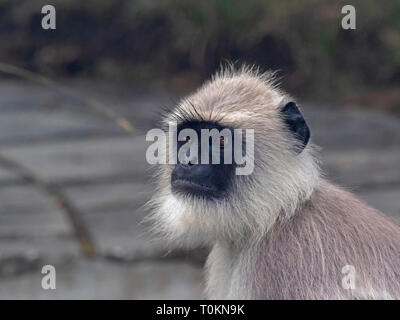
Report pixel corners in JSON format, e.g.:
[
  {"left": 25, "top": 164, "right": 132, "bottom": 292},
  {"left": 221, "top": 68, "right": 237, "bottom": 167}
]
[
  {"left": 0, "top": 62, "right": 135, "bottom": 134},
  {"left": 0, "top": 63, "right": 141, "bottom": 258},
  {"left": 0, "top": 152, "right": 96, "bottom": 258}
]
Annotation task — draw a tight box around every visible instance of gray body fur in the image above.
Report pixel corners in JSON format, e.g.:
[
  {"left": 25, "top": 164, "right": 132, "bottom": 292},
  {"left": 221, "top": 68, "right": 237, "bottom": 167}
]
[
  {"left": 148, "top": 66, "right": 400, "bottom": 299},
  {"left": 206, "top": 181, "right": 400, "bottom": 299}
]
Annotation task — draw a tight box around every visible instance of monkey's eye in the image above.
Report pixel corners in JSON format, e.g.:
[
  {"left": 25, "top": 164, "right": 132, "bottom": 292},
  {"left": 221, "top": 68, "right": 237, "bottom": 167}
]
[
  {"left": 219, "top": 137, "right": 225, "bottom": 147},
  {"left": 182, "top": 136, "right": 190, "bottom": 144}
]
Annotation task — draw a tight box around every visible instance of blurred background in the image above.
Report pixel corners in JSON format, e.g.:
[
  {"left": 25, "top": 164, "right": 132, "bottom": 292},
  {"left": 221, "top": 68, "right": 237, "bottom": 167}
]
[{"left": 0, "top": 0, "right": 399, "bottom": 299}]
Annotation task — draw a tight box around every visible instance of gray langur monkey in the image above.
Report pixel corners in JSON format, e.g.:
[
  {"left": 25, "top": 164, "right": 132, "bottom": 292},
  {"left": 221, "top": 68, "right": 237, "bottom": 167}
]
[{"left": 147, "top": 65, "right": 400, "bottom": 299}]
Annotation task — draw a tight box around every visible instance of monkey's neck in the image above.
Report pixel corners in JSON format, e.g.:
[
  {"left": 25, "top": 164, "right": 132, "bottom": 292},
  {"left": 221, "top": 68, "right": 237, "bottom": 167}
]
[{"left": 218, "top": 178, "right": 323, "bottom": 250}]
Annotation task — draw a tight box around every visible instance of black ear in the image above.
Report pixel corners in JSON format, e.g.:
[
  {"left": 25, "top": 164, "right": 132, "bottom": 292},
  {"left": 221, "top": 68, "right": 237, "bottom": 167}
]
[{"left": 280, "top": 102, "right": 310, "bottom": 153}]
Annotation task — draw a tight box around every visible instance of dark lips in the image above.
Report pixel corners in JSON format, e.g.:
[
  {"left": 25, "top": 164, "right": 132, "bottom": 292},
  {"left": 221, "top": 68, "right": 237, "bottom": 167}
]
[{"left": 171, "top": 179, "right": 218, "bottom": 197}]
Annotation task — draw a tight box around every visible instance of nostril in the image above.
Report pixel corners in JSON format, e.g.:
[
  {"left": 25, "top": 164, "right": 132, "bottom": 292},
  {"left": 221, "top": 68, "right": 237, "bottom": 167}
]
[
  {"left": 179, "top": 160, "right": 197, "bottom": 167},
  {"left": 186, "top": 155, "right": 198, "bottom": 166}
]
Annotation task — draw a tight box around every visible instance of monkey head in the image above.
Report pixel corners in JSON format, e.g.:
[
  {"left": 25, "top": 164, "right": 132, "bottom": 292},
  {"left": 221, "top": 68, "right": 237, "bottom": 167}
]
[
  {"left": 147, "top": 66, "right": 320, "bottom": 246},
  {"left": 170, "top": 120, "right": 235, "bottom": 199}
]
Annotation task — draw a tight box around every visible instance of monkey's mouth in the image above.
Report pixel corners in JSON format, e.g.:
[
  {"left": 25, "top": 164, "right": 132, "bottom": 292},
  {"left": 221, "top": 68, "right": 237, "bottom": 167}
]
[{"left": 171, "top": 179, "right": 218, "bottom": 198}]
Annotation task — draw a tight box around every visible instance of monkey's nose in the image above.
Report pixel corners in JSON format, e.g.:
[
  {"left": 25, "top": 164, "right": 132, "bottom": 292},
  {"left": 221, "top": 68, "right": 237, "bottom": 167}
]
[{"left": 172, "top": 163, "right": 214, "bottom": 186}]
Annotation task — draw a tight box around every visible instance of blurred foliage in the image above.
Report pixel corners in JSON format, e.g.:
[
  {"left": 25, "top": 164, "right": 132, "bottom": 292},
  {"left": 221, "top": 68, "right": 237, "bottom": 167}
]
[{"left": 0, "top": 0, "right": 399, "bottom": 100}]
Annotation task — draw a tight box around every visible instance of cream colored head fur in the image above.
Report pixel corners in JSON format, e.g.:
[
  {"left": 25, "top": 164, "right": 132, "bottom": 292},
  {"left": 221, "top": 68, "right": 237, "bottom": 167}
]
[{"left": 147, "top": 65, "right": 321, "bottom": 247}]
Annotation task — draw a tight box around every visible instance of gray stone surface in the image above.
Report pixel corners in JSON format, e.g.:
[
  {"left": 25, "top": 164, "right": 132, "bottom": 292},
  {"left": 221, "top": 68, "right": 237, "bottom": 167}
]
[
  {"left": 0, "top": 259, "right": 204, "bottom": 299},
  {"left": 0, "top": 80, "right": 398, "bottom": 299},
  {"left": 1, "top": 136, "right": 149, "bottom": 184}
]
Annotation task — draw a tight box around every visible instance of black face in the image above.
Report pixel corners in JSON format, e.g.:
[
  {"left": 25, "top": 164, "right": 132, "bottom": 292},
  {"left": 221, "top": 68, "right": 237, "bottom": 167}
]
[{"left": 171, "top": 121, "right": 235, "bottom": 199}]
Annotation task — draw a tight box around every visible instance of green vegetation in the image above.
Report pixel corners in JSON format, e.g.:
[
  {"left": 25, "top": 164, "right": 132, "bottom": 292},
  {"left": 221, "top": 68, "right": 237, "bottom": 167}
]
[{"left": 0, "top": 0, "right": 399, "bottom": 100}]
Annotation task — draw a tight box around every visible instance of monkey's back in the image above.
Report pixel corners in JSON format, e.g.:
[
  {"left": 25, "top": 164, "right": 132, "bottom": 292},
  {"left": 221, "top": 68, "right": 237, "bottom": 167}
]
[{"left": 249, "top": 181, "right": 400, "bottom": 299}]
